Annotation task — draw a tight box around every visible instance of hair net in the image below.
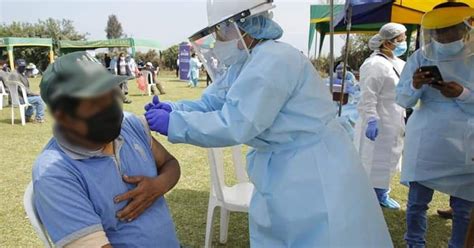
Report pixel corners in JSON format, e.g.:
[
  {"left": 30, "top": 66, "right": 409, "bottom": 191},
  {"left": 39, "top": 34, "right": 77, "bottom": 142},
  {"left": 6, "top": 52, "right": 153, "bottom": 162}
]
[
  {"left": 378, "top": 23, "right": 407, "bottom": 40},
  {"left": 368, "top": 23, "right": 407, "bottom": 51},
  {"left": 238, "top": 14, "right": 284, "bottom": 40},
  {"left": 369, "top": 34, "right": 384, "bottom": 51}
]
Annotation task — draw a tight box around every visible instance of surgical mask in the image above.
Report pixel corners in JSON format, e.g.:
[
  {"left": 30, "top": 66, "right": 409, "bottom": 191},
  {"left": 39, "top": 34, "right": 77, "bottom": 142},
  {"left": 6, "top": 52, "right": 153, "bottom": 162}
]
[
  {"left": 213, "top": 39, "right": 248, "bottom": 66},
  {"left": 392, "top": 41, "right": 407, "bottom": 57},
  {"left": 76, "top": 100, "right": 124, "bottom": 144},
  {"left": 433, "top": 39, "right": 465, "bottom": 56}
]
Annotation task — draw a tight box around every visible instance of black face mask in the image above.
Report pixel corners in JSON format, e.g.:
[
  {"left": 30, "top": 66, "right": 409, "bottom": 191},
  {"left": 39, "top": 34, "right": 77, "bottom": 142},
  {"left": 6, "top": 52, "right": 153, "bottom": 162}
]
[
  {"left": 77, "top": 100, "right": 124, "bottom": 144},
  {"left": 17, "top": 66, "right": 26, "bottom": 74}
]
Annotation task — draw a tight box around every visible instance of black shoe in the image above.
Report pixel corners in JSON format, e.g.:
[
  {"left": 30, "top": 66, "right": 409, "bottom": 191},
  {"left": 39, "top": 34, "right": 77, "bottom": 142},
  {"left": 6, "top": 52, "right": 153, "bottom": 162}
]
[{"left": 437, "top": 208, "right": 453, "bottom": 219}]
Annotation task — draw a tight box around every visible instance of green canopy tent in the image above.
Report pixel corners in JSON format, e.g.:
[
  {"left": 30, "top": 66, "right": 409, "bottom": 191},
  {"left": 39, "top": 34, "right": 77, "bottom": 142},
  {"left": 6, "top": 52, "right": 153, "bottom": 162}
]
[
  {"left": 308, "top": 4, "right": 419, "bottom": 58},
  {"left": 0, "top": 37, "right": 54, "bottom": 70},
  {"left": 58, "top": 38, "right": 162, "bottom": 56}
]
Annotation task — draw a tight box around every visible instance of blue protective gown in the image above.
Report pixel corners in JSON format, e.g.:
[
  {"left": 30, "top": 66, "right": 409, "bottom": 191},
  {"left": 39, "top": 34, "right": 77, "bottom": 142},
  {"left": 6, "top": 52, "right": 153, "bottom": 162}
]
[
  {"left": 169, "top": 40, "right": 393, "bottom": 247},
  {"left": 396, "top": 50, "right": 474, "bottom": 201}
]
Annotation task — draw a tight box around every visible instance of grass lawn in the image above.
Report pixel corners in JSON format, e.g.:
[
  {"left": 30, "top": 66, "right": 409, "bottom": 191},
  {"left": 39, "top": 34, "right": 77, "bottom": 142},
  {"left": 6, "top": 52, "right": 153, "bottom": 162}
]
[{"left": 0, "top": 71, "right": 452, "bottom": 247}]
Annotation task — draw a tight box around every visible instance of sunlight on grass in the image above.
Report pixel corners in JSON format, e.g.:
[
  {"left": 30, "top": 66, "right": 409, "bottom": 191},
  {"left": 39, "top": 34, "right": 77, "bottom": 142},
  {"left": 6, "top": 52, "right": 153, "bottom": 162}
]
[{"left": 0, "top": 71, "right": 451, "bottom": 247}]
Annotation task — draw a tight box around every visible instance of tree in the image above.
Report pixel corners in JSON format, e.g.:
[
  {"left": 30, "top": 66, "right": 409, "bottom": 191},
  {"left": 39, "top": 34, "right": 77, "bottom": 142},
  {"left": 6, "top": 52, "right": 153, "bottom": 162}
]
[
  {"left": 0, "top": 19, "right": 87, "bottom": 70},
  {"left": 337, "top": 34, "right": 372, "bottom": 72},
  {"left": 160, "top": 45, "right": 179, "bottom": 70},
  {"left": 135, "top": 50, "right": 161, "bottom": 68},
  {"left": 105, "top": 15, "right": 124, "bottom": 39}
]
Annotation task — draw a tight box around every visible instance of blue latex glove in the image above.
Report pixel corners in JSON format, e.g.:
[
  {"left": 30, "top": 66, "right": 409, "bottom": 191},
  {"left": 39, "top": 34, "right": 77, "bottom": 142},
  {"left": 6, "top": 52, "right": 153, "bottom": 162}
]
[
  {"left": 144, "top": 96, "right": 172, "bottom": 113},
  {"left": 365, "top": 118, "right": 378, "bottom": 141},
  {"left": 145, "top": 109, "right": 170, "bottom": 136}
]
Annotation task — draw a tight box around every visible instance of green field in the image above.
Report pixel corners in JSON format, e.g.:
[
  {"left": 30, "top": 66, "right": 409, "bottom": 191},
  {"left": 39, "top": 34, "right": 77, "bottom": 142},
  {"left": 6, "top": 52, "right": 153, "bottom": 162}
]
[{"left": 0, "top": 71, "right": 451, "bottom": 247}]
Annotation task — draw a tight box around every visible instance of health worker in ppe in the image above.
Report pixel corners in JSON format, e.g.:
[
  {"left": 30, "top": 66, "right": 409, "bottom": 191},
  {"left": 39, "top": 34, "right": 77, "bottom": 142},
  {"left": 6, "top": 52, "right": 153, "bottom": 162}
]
[
  {"left": 354, "top": 23, "right": 407, "bottom": 210},
  {"left": 188, "top": 53, "right": 202, "bottom": 88},
  {"left": 396, "top": 2, "right": 474, "bottom": 248},
  {"left": 144, "top": 0, "right": 392, "bottom": 247}
]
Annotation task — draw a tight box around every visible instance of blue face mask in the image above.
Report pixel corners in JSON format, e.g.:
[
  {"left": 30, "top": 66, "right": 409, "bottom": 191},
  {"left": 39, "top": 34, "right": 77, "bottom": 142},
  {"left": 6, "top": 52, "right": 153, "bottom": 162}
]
[
  {"left": 392, "top": 41, "right": 407, "bottom": 57},
  {"left": 433, "top": 39, "right": 465, "bottom": 57}
]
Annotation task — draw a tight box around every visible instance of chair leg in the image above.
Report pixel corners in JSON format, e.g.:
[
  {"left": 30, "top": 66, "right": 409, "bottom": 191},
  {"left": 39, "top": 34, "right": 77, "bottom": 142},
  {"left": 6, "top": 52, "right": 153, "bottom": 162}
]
[
  {"left": 0, "top": 96, "right": 3, "bottom": 110},
  {"left": 148, "top": 85, "right": 152, "bottom": 96},
  {"left": 20, "top": 106, "right": 26, "bottom": 126},
  {"left": 11, "top": 105, "right": 14, "bottom": 125},
  {"left": 205, "top": 199, "right": 217, "bottom": 248},
  {"left": 219, "top": 208, "right": 230, "bottom": 244}
]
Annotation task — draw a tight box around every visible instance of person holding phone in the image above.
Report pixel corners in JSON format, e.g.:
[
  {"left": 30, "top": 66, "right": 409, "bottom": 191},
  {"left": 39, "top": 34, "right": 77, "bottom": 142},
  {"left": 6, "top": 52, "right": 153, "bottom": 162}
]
[{"left": 396, "top": 3, "right": 474, "bottom": 247}]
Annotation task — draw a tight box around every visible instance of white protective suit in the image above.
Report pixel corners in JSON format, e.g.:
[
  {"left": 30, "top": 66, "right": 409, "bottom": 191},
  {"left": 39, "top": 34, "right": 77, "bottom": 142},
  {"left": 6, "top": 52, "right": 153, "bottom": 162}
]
[{"left": 354, "top": 52, "right": 406, "bottom": 189}]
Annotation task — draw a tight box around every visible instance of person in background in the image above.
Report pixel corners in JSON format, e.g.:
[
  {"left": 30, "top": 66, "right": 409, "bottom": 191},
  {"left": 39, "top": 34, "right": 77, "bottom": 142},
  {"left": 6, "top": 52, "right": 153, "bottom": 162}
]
[
  {"left": 144, "top": 1, "right": 393, "bottom": 246},
  {"left": 109, "top": 55, "right": 117, "bottom": 74},
  {"left": 116, "top": 53, "right": 132, "bottom": 104},
  {"left": 144, "top": 62, "right": 166, "bottom": 95},
  {"left": 396, "top": 3, "right": 474, "bottom": 248},
  {"left": 104, "top": 53, "right": 111, "bottom": 69},
  {"left": 187, "top": 53, "right": 201, "bottom": 88},
  {"left": 354, "top": 23, "right": 407, "bottom": 210},
  {"left": 11, "top": 59, "right": 46, "bottom": 123},
  {"left": 176, "top": 57, "right": 179, "bottom": 78},
  {"left": 33, "top": 52, "right": 181, "bottom": 247},
  {"left": 0, "top": 58, "right": 9, "bottom": 93},
  {"left": 126, "top": 55, "right": 137, "bottom": 78}
]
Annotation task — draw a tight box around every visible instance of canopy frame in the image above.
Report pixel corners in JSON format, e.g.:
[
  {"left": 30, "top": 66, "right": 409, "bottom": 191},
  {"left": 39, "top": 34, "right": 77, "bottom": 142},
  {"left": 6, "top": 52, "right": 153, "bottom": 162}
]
[{"left": 0, "top": 37, "right": 54, "bottom": 70}]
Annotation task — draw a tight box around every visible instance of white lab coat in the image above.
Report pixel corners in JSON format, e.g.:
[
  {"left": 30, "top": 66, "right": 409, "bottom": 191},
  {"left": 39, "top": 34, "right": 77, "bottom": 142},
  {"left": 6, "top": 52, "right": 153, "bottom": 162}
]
[{"left": 354, "top": 52, "right": 406, "bottom": 189}]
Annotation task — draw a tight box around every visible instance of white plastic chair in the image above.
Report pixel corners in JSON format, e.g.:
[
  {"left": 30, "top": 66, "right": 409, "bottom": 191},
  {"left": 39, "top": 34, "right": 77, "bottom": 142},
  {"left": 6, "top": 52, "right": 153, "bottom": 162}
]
[
  {"left": 5, "top": 81, "right": 30, "bottom": 125},
  {"left": 205, "top": 146, "right": 254, "bottom": 248},
  {"left": 23, "top": 182, "right": 53, "bottom": 248},
  {"left": 146, "top": 72, "right": 154, "bottom": 96},
  {"left": 0, "top": 80, "right": 8, "bottom": 110}
]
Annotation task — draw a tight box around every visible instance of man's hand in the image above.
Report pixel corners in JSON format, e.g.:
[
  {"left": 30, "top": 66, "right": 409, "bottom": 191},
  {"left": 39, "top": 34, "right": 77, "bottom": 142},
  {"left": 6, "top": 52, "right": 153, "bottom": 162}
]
[
  {"left": 413, "top": 69, "right": 434, "bottom": 89},
  {"left": 115, "top": 175, "right": 166, "bottom": 222},
  {"left": 431, "top": 81, "right": 464, "bottom": 98}
]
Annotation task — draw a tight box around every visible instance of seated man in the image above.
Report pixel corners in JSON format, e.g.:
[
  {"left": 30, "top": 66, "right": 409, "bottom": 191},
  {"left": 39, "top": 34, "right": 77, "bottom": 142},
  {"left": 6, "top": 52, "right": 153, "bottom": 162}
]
[
  {"left": 12, "top": 59, "right": 46, "bottom": 123},
  {"left": 33, "top": 52, "right": 181, "bottom": 247},
  {"left": 143, "top": 62, "right": 166, "bottom": 95}
]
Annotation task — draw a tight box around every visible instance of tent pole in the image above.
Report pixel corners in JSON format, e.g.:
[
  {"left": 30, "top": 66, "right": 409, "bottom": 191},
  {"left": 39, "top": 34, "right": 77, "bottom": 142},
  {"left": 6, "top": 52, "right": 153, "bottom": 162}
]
[
  {"left": 338, "top": 5, "right": 352, "bottom": 117},
  {"left": 329, "top": 0, "right": 335, "bottom": 94},
  {"left": 7, "top": 46, "right": 14, "bottom": 71}
]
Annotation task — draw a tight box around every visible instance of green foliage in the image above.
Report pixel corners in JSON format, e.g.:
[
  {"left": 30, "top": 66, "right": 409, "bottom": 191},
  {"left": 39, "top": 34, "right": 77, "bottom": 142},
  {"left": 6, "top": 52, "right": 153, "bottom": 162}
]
[
  {"left": 0, "top": 18, "right": 87, "bottom": 70},
  {"left": 338, "top": 34, "right": 373, "bottom": 72},
  {"left": 312, "top": 55, "right": 331, "bottom": 77},
  {"left": 161, "top": 45, "right": 179, "bottom": 70},
  {"left": 105, "top": 15, "right": 124, "bottom": 40},
  {"left": 135, "top": 49, "right": 161, "bottom": 68}
]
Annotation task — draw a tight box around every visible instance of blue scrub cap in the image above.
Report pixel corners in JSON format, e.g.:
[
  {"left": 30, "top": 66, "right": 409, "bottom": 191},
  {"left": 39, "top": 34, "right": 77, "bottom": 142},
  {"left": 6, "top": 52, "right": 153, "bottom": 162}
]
[{"left": 238, "top": 14, "right": 283, "bottom": 40}]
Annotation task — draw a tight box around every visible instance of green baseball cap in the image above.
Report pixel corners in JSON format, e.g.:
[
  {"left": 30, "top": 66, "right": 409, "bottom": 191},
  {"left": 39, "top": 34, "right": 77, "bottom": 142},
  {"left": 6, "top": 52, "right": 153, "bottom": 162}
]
[{"left": 40, "top": 51, "right": 130, "bottom": 105}]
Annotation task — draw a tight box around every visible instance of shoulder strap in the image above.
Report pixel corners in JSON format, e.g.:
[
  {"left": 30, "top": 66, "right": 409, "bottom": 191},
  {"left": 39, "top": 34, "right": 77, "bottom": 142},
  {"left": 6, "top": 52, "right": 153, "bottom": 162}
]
[{"left": 376, "top": 53, "right": 401, "bottom": 79}]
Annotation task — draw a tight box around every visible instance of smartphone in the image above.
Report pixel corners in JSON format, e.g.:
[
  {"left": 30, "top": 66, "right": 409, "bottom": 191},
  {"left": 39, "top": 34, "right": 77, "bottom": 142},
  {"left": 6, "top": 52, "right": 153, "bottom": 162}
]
[{"left": 419, "top": 66, "right": 444, "bottom": 85}]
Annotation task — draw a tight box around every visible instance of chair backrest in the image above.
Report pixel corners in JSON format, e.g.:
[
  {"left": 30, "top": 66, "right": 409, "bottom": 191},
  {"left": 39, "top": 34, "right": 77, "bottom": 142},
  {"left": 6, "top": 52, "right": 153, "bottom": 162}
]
[
  {"left": 142, "top": 70, "right": 154, "bottom": 85},
  {"left": 207, "top": 145, "right": 247, "bottom": 201},
  {"left": 5, "top": 81, "right": 28, "bottom": 106},
  {"left": 23, "top": 182, "right": 53, "bottom": 248},
  {"left": 0, "top": 80, "right": 7, "bottom": 95}
]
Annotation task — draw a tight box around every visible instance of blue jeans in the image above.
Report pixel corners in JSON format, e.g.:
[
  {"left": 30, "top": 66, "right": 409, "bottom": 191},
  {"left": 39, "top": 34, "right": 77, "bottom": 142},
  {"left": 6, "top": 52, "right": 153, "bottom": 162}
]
[
  {"left": 375, "top": 188, "right": 389, "bottom": 202},
  {"left": 405, "top": 182, "right": 474, "bottom": 248},
  {"left": 26, "top": 96, "right": 45, "bottom": 120}
]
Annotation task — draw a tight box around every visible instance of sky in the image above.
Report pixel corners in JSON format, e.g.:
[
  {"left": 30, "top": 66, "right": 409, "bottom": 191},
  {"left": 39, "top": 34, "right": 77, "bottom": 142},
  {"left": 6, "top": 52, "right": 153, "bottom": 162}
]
[{"left": 0, "top": 0, "right": 345, "bottom": 56}]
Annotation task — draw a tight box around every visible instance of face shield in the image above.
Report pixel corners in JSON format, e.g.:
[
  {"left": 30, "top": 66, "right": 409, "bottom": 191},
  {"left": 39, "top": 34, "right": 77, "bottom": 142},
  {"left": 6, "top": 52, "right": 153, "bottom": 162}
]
[
  {"left": 421, "top": 7, "right": 474, "bottom": 61},
  {"left": 189, "top": 15, "right": 251, "bottom": 82}
]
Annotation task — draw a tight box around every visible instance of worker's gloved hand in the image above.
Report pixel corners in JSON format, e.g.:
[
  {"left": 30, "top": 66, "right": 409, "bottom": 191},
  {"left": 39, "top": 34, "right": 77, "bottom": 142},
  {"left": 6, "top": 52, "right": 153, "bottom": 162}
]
[
  {"left": 365, "top": 118, "right": 379, "bottom": 141},
  {"left": 144, "top": 96, "right": 172, "bottom": 113},
  {"left": 145, "top": 109, "right": 170, "bottom": 136}
]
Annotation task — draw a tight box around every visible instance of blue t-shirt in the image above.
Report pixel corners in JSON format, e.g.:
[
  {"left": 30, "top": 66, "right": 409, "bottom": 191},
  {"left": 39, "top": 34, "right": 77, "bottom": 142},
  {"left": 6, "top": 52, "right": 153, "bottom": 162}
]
[{"left": 32, "top": 113, "right": 179, "bottom": 247}]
